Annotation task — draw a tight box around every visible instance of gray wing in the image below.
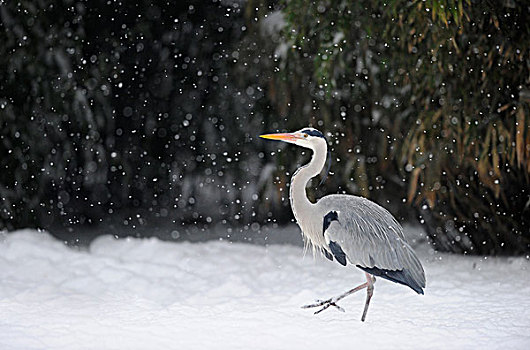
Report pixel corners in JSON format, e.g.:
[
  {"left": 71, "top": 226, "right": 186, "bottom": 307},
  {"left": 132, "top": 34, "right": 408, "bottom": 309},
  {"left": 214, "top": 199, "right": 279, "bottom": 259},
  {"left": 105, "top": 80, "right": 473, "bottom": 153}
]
[{"left": 319, "top": 195, "right": 426, "bottom": 293}]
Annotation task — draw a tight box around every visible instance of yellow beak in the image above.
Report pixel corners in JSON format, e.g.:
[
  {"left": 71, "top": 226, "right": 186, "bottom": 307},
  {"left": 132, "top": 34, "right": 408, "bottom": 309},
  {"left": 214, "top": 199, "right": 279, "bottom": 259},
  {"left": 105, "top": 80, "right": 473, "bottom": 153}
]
[{"left": 259, "top": 133, "right": 298, "bottom": 141}]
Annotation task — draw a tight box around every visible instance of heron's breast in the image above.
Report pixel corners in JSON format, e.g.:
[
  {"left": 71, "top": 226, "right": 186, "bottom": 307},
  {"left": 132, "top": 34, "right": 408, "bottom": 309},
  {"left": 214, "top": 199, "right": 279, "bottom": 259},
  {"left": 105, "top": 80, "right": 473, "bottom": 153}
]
[{"left": 296, "top": 216, "right": 326, "bottom": 249}]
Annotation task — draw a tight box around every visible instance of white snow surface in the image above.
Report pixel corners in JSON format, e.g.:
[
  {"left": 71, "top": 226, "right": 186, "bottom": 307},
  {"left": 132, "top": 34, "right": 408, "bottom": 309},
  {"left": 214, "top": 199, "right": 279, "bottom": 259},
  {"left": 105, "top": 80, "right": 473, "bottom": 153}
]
[{"left": 1, "top": 228, "right": 529, "bottom": 349}]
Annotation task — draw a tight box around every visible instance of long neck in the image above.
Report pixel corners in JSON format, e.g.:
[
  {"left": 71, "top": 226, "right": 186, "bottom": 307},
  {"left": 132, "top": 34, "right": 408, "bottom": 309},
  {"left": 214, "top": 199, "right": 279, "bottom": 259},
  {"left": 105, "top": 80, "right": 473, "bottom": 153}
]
[{"left": 290, "top": 144, "right": 327, "bottom": 218}]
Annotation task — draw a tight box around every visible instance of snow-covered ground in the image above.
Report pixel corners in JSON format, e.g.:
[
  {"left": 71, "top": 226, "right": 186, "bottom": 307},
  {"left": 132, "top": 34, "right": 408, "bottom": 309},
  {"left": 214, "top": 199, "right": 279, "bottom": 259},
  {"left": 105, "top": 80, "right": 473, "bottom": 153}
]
[{"left": 1, "top": 228, "right": 529, "bottom": 349}]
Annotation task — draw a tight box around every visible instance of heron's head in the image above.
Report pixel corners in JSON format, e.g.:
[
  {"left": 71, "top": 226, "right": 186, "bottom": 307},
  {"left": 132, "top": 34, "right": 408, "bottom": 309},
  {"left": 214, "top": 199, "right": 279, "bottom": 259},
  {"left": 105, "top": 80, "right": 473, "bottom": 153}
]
[
  {"left": 259, "top": 127, "right": 327, "bottom": 150},
  {"left": 260, "top": 127, "right": 331, "bottom": 185}
]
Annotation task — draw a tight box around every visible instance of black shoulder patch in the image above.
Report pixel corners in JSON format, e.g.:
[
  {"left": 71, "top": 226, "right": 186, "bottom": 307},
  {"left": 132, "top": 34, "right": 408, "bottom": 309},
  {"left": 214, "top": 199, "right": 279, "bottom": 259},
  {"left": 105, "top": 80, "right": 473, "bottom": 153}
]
[
  {"left": 329, "top": 241, "right": 347, "bottom": 266},
  {"left": 323, "top": 211, "right": 339, "bottom": 235},
  {"left": 321, "top": 248, "right": 333, "bottom": 261}
]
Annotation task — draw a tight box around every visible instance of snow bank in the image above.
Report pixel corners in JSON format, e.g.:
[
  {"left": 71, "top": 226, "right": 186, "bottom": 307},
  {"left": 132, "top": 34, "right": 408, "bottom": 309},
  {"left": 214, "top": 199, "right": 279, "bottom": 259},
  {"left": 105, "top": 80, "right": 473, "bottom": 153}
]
[{"left": 1, "top": 229, "right": 529, "bottom": 349}]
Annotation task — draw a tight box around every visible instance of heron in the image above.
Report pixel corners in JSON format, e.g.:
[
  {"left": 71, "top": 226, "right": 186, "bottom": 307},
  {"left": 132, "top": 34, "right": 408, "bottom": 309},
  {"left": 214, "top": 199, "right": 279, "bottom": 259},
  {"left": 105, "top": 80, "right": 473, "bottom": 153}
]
[{"left": 260, "top": 127, "right": 426, "bottom": 321}]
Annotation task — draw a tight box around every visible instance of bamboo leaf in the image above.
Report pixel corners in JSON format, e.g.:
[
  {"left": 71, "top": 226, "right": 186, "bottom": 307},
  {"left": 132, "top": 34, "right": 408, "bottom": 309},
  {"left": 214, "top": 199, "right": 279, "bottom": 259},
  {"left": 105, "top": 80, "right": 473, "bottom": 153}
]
[
  {"left": 492, "top": 128, "right": 501, "bottom": 178},
  {"left": 425, "top": 190, "right": 436, "bottom": 209},
  {"left": 516, "top": 108, "right": 525, "bottom": 167},
  {"left": 408, "top": 167, "right": 422, "bottom": 203}
]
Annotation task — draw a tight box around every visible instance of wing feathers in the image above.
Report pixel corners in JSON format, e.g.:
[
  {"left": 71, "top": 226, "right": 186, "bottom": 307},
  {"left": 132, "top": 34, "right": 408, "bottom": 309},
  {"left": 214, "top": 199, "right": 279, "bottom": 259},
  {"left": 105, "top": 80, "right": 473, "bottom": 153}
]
[
  {"left": 357, "top": 265, "right": 424, "bottom": 294},
  {"left": 317, "top": 195, "right": 426, "bottom": 290}
]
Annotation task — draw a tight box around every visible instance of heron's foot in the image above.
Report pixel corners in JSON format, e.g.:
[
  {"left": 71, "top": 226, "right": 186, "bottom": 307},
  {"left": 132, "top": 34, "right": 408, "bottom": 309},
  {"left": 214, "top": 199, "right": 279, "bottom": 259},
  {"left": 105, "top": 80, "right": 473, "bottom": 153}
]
[{"left": 301, "top": 298, "right": 345, "bottom": 314}]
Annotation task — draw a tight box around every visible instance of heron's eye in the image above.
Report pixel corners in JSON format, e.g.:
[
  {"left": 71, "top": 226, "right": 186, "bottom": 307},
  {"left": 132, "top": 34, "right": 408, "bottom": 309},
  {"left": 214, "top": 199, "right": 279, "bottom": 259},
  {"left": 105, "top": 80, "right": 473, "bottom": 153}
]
[{"left": 303, "top": 134, "right": 308, "bottom": 138}]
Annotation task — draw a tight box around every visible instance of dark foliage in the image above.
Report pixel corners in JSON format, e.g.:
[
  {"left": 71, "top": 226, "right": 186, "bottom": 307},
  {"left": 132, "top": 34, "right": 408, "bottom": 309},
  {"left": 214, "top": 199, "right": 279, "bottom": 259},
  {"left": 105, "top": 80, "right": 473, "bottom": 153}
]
[
  {"left": 1, "top": 0, "right": 274, "bottom": 230},
  {"left": 280, "top": 0, "right": 530, "bottom": 254},
  {"left": 1, "top": 0, "right": 528, "bottom": 255}
]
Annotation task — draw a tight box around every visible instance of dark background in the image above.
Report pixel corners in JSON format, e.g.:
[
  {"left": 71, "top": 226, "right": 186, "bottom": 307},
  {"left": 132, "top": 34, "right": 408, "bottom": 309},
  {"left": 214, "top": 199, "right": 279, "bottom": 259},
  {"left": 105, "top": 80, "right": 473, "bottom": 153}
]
[{"left": 1, "top": 0, "right": 529, "bottom": 254}]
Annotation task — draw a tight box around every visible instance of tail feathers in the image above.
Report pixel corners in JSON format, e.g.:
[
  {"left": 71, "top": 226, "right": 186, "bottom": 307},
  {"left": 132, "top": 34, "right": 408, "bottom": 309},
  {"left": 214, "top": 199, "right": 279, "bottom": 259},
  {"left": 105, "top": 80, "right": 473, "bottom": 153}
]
[{"left": 357, "top": 265, "right": 424, "bottom": 295}]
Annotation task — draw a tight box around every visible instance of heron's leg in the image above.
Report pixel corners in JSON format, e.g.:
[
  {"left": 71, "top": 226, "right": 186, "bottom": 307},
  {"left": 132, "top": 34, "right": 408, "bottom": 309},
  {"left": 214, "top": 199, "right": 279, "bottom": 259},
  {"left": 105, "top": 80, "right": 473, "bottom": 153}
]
[
  {"left": 301, "top": 281, "right": 369, "bottom": 314},
  {"left": 360, "top": 273, "right": 376, "bottom": 322}
]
